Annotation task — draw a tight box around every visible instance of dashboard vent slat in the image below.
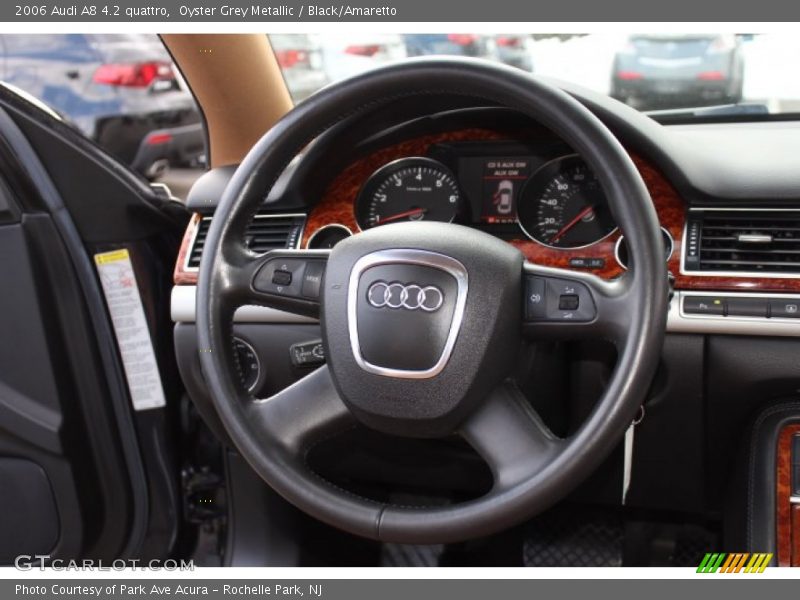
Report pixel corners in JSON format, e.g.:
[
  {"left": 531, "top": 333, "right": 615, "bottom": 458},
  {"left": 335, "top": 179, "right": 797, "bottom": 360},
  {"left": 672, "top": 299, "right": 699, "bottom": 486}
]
[
  {"left": 684, "top": 210, "right": 800, "bottom": 275},
  {"left": 186, "top": 213, "right": 305, "bottom": 270}
]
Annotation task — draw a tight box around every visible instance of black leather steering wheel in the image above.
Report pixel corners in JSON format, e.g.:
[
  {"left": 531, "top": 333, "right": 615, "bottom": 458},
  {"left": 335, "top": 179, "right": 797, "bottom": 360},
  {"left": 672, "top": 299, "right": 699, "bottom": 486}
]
[{"left": 197, "top": 58, "right": 668, "bottom": 544}]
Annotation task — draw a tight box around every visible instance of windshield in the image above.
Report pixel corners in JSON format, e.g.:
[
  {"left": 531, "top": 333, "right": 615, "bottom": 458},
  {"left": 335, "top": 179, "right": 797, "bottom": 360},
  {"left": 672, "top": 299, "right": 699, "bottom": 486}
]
[{"left": 270, "top": 33, "right": 799, "bottom": 117}]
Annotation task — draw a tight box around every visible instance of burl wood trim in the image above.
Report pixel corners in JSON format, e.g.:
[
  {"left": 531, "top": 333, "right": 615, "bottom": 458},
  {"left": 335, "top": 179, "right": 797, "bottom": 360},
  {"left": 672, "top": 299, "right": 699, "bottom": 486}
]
[
  {"left": 634, "top": 154, "right": 800, "bottom": 293},
  {"left": 173, "top": 212, "right": 202, "bottom": 286},
  {"left": 776, "top": 424, "right": 800, "bottom": 567},
  {"left": 792, "top": 505, "right": 800, "bottom": 566}
]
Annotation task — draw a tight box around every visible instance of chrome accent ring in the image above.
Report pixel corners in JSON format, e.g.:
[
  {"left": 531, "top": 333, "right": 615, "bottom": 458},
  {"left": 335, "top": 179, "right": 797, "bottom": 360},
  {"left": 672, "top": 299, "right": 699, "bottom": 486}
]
[{"left": 349, "top": 249, "right": 468, "bottom": 380}]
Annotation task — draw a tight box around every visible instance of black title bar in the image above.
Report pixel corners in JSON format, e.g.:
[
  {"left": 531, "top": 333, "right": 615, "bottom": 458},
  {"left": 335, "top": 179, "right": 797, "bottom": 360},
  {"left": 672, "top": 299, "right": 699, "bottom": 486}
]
[{"left": 2, "top": 0, "right": 799, "bottom": 22}]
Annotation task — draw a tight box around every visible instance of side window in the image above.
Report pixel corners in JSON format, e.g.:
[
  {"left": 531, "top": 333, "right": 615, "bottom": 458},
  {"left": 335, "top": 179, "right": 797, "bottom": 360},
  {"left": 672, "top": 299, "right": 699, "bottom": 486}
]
[{"left": 0, "top": 33, "right": 206, "bottom": 199}]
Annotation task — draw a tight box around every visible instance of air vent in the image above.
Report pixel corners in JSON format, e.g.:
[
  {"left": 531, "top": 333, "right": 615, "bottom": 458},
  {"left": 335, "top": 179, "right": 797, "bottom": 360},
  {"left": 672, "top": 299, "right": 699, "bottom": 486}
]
[
  {"left": 186, "top": 213, "right": 305, "bottom": 270},
  {"left": 684, "top": 210, "right": 800, "bottom": 275}
]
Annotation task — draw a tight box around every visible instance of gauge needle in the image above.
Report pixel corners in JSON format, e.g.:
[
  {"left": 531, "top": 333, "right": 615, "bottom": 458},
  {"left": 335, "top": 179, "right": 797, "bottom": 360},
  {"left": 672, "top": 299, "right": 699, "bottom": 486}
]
[
  {"left": 550, "top": 205, "right": 595, "bottom": 244},
  {"left": 376, "top": 208, "right": 428, "bottom": 224}
]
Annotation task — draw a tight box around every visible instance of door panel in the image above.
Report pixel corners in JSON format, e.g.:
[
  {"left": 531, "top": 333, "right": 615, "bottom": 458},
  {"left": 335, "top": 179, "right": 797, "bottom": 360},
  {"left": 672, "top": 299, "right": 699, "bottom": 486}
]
[{"left": 0, "top": 86, "right": 190, "bottom": 562}]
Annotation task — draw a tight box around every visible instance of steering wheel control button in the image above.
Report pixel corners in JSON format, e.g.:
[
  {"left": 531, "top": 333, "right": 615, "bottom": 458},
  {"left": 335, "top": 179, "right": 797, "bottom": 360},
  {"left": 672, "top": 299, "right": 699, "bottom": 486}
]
[
  {"left": 683, "top": 296, "right": 726, "bottom": 316},
  {"left": 290, "top": 340, "right": 326, "bottom": 367},
  {"left": 272, "top": 270, "right": 293, "bottom": 286},
  {"left": 300, "top": 260, "right": 326, "bottom": 299},
  {"left": 525, "top": 277, "right": 547, "bottom": 319},
  {"left": 558, "top": 294, "right": 580, "bottom": 311},
  {"left": 524, "top": 276, "right": 595, "bottom": 322},
  {"left": 546, "top": 279, "right": 595, "bottom": 321},
  {"left": 253, "top": 257, "right": 327, "bottom": 302},
  {"left": 727, "top": 297, "right": 769, "bottom": 318},
  {"left": 771, "top": 298, "right": 800, "bottom": 318},
  {"left": 254, "top": 258, "right": 307, "bottom": 296}
]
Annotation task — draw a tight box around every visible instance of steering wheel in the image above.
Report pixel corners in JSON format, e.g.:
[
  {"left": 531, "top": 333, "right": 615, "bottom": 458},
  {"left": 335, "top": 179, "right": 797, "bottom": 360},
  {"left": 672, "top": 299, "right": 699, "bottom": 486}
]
[{"left": 197, "top": 58, "right": 668, "bottom": 544}]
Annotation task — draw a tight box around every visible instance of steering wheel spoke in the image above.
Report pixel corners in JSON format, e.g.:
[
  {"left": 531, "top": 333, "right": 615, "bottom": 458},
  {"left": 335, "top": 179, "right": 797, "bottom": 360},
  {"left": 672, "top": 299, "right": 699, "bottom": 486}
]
[
  {"left": 460, "top": 382, "right": 563, "bottom": 491},
  {"left": 521, "top": 261, "right": 635, "bottom": 345},
  {"left": 246, "top": 366, "right": 355, "bottom": 455},
  {"left": 220, "top": 248, "right": 330, "bottom": 319}
]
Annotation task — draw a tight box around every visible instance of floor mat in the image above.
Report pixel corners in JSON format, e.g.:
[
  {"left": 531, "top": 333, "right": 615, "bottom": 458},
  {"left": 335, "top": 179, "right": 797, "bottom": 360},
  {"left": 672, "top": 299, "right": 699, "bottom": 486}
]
[
  {"left": 667, "top": 523, "right": 720, "bottom": 567},
  {"left": 380, "top": 543, "right": 444, "bottom": 567},
  {"left": 523, "top": 509, "right": 624, "bottom": 567},
  {"left": 378, "top": 506, "right": 719, "bottom": 567},
  {"left": 522, "top": 507, "right": 720, "bottom": 567}
]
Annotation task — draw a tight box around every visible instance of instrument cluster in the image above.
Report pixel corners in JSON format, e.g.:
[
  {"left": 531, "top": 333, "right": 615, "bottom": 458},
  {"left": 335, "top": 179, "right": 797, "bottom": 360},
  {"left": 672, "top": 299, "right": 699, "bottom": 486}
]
[{"left": 351, "top": 141, "right": 618, "bottom": 250}]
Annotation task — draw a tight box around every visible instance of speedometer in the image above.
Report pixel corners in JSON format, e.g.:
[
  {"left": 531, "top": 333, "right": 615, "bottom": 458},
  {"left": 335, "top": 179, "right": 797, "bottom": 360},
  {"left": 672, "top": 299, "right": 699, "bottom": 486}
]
[
  {"left": 355, "top": 157, "right": 462, "bottom": 230},
  {"left": 517, "top": 155, "right": 617, "bottom": 249}
]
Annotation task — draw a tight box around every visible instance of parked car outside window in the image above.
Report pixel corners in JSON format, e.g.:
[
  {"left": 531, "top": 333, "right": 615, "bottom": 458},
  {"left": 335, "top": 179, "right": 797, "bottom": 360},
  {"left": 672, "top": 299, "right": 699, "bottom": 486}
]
[{"left": 0, "top": 33, "right": 206, "bottom": 181}]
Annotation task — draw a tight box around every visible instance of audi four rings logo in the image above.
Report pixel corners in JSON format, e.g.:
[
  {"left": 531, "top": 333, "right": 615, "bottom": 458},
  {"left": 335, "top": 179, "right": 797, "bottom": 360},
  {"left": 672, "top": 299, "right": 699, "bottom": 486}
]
[{"left": 367, "top": 281, "right": 444, "bottom": 312}]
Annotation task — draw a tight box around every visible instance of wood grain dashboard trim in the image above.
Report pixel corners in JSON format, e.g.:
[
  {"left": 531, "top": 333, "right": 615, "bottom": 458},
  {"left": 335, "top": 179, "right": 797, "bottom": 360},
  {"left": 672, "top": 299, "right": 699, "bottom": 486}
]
[
  {"left": 173, "top": 212, "right": 202, "bottom": 286},
  {"left": 776, "top": 424, "right": 800, "bottom": 566},
  {"left": 173, "top": 127, "right": 800, "bottom": 293}
]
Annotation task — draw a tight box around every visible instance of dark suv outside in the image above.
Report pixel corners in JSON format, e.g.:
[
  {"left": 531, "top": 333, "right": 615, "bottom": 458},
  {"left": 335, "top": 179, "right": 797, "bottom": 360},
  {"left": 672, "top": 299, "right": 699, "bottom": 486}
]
[{"left": 610, "top": 34, "right": 745, "bottom": 109}]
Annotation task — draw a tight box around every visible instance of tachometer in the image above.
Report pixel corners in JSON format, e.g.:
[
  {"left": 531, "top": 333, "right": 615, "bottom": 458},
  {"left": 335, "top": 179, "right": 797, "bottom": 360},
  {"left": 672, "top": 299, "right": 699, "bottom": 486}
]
[
  {"left": 355, "top": 157, "right": 462, "bottom": 230},
  {"left": 517, "top": 155, "right": 617, "bottom": 249}
]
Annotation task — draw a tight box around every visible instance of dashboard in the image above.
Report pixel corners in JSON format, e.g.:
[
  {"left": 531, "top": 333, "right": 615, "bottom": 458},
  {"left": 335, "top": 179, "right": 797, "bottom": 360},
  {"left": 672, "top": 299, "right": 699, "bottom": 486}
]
[{"left": 173, "top": 103, "right": 800, "bottom": 339}]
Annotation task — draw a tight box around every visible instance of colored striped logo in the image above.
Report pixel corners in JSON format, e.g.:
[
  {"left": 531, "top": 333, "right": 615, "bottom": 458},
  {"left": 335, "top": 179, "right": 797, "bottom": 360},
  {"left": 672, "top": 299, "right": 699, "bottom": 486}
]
[{"left": 697, "top": 553, "right": 773, "bottom": 573}]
